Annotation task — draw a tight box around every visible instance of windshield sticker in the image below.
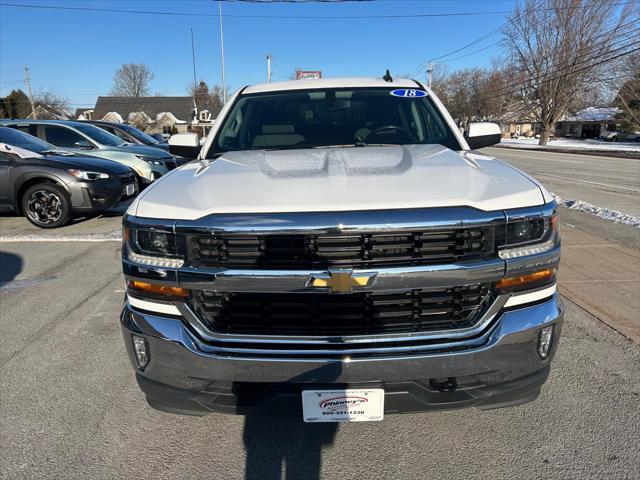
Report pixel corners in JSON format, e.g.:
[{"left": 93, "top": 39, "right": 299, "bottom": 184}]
[{"left": 389, "top": 89, "right": 427, "bottom": 98}]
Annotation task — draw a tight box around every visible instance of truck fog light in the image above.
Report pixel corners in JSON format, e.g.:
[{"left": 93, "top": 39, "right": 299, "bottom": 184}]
[
  {"left": 132, "top": 335, "right": 149, "bottom": 368},
  {"left": 537, "top": 325, "right": 554, "bottom": 359}
]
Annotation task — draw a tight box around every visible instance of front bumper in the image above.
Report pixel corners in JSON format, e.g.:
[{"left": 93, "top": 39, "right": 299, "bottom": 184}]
[
  {"left": 121, "top": 293, "right": 564, "bottom": 416},
  {"left": 69, "top": 178, "right": 135, "bottom": 213}
]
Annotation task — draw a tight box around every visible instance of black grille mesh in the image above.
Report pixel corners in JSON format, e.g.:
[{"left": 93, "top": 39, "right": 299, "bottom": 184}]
[
  {"left": 191, "top": 284, "right": 491, "bottom": 336},
  {"left": 189, "top": 228, "right": 493, "bottom": 270}
]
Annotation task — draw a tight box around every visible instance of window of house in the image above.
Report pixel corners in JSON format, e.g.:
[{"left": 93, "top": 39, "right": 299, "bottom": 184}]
[
  {"left": 43, "top": 125, "right": 87, "bottom": 147},
  {"left": 162, "top": 125, "right": 172, "bottom": 134}
]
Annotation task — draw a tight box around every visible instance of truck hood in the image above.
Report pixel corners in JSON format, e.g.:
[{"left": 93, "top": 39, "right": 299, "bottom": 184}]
[{"left": 131, "top": 144, "right": 546, "bottom": 220}]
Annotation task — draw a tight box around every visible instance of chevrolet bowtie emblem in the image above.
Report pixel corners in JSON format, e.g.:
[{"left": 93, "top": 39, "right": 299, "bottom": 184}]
[{"left": 307, "top": 269, "right": 377, "bottom": 294}]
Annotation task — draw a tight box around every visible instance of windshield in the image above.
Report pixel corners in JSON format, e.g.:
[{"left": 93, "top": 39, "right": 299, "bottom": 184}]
[
  {"left": 75, "top": 123, "right": 125, "bottom": 146},
  {"left": 208, "top": 87, "right": 460, "bottom": 157},
  {"left": 0, "top": 127, "right": 54, "bottom": 154},
  {"left": 119, "top": 124, "right": 160, "bottom": 145}
]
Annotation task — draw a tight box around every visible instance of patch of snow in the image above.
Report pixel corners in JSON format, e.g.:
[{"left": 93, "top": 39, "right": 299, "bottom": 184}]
[
  {"left": 501, "top": 138, "right": 640, "bottom": 152},
  {"left": 553, "top": 193, "right": 640, "bottom": 228}
]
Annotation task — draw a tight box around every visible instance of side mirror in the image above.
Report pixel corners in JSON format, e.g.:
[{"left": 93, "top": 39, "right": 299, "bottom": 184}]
[
  {"left": 464, "top": 122, "right": 501, "bottom": 150},
  {"left": 74, "top": 139, "right": 95, "bottom": 149},
  {"left": 169, "top": 133, "right": 201, "bottom": 159}
]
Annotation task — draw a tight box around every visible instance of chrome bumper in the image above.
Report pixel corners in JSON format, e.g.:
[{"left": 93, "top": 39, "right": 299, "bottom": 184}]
[{"left": 121, "top": 293, "right": 563, "bottom": 388}]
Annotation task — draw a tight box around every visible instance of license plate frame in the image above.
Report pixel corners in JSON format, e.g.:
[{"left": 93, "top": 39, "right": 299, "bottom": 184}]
[{"left": 302, "top": 389, "right": 384, "bottom": 423}]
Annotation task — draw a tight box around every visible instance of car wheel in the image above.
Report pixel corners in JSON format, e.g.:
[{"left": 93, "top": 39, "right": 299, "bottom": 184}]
[{"left": 21, "top": 183, "right": 72, "bottom": 228}]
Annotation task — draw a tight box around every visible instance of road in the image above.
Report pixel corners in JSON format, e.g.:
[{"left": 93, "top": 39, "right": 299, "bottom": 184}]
[{"left": 483, "top": 147, "right": 640, "bottom": 217}]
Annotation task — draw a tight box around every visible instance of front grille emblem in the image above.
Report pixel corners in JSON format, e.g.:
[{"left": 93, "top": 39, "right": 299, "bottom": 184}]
[{"left": 307, "top": 269, "right": 377, "bottom": 294}]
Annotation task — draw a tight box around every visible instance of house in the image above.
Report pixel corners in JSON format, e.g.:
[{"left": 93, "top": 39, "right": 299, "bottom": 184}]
[
  {"left": 74, "top": 108, "right": 93, "bottom": 120},
  {"left": 27, "top": 104, "right": 69, "bottom": 120},
  {"left": 555, "top": 106, "right": 621, "bottom": 139},
  {"left": 75, "top": 96, "right": 214, "bottom": 135},
  {"left": 496, "top": 110, "right": 539, "bottom": 138}
]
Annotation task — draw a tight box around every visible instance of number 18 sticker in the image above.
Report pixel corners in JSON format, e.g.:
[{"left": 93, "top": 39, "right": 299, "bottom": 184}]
[{"left": 390, "top": 89, "right": 427, "bottom": 98}]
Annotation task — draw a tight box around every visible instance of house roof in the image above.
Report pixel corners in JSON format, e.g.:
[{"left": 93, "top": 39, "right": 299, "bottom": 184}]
[
  {"left": 564, "top": 106, "right": 621, "bottom": 122},
  {"left": 92, "top": 96, "right": 194, "bottom": 122}
]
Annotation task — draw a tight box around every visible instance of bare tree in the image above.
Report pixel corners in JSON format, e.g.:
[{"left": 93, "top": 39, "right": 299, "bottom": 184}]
[
  {"left": 612, "top": 51, "right": 640, "bottom": 130},
  {"left": 432, "top": 65, "right": 512, "bottom": 128},
  {"left": 503, "top": 0, "right": 633, "bottom": 145},
  {"left": 187, "top": 80, "right": 224, "bottom": 117},
  {"left": 110, "top": 63, "right": 154, "bottom": 97},
  {"left": 33, "top": 90, "right": 70, "bottom": 119}
]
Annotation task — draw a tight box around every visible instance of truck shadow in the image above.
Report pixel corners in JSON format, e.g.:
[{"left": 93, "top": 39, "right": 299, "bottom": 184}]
[
  {"left": 242, "top": 363, "right": 341, "bottom": 480},
  {"left": 0, "top": 251, "right": 23, "bottom": 290}
]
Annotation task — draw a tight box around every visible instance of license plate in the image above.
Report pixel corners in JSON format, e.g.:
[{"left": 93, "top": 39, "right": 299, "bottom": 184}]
[
  {"left": 302, "top": 389, "right": 384, "bottom": 423},
  {"left": 125, "top": 183, "right": 136, "bottom": 196}
]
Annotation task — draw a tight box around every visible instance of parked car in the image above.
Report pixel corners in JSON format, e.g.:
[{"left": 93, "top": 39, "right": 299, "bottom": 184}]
[
  {"left": 600, "top": 130, "right": 618, "bottom": 141},
  {"left": 121, "top": 77, "right": 562, "bottom": 419},
  {"left": 0, "top": 127, "right": 136, "bottom": 228},
  {"left": 0, "top": 120, "right": 179, "bottom": 187},
  {"left": 618, "top": 131, "right": 640, "bottom": 142},
  {"left": 601, "top": 130, "right": 640, "bottom": 142},
  {"left": 150, "top": 133, "right": 167, "bottom": 143},
  {"left": 84, "top": 120, "right": 170, "bottom": 152}
]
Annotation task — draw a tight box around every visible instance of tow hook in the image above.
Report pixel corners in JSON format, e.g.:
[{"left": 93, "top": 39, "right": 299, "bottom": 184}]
[{"left": 430, "top": 377, "right": 458, "bottom": 392}]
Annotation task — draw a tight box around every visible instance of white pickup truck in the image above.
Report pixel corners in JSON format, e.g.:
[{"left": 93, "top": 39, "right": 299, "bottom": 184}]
[{"left": 120, "top": 77, "right": 562, "bottom": 421}]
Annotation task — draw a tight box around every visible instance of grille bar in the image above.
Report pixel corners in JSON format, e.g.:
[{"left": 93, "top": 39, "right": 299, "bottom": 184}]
[
  {"left": 192, "top": 284, "right": 491, "bottom": 337},
  {"left": 189, "top": 228, "right": 493, "bottom": 270}
]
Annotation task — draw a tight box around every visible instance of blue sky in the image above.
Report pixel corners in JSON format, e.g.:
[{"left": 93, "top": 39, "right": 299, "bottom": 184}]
[{"left": 0, "top": 0, "right": 515, "bottom": 108}]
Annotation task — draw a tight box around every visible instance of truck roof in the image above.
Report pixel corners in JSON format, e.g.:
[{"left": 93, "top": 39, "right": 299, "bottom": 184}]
[{"left": 243, "top": 77, "right": 425, "bottom": 94}]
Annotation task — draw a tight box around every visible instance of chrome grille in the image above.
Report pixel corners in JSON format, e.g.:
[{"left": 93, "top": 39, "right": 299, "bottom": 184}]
[
  {"left": 191, "top": 284, "right": 491, "bottom": 337},
  {"left": 189, "top": 228, "right": 493, "bottom": 270}
]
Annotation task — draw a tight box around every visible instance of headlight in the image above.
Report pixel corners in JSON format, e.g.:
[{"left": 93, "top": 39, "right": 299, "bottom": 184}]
[
  {"left": 498, "top": 214, "right": 559, "bottom": 259},
  {"left": 137, "top": 230, "right": 174, "bottom": 255},
  {"left": 67, "top": 169, "right": 109, "bottom": 180},
  {"left": 135, "top": 155, "right": 164, "bottom": 165},
  {"left": 123, "top": 225, "right": 184, "bottom": 268}
]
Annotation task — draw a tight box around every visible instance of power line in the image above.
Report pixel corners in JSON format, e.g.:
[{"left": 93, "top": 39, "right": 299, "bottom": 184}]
[
  {"left": 412, "top": 0, "right": 635, "bottom": 75},
  {"left": 480, "top": 44, "right": 640, "bottom": 102},
  {"left": 415, "top": 14, "right": 639, "bottom": 78},
  {"left": 1, "top": 1, "right": 635, "bottom": 19}
]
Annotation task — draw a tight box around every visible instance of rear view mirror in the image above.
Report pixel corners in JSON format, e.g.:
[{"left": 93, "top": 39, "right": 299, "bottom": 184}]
[
  {"left": 464, "top": 122, "right": 501, "bottom": 149},
  {"left": 74, "top": 139, "right": 94, "bottom": 149},
  {"left": 169, "top": 133, "right": 201, "bottom": 159}
]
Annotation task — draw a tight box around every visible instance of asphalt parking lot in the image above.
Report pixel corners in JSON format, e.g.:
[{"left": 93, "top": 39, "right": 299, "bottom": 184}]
[{"left": 1, "top": 150, "right": 639, "bottom": 479}]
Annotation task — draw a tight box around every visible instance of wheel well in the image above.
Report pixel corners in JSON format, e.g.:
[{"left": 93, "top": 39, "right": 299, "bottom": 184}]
[{"left": 15, "top": 178, "right": 64, "bottom": 214}]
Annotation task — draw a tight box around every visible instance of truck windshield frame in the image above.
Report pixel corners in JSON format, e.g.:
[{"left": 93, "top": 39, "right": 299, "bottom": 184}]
[{"left": 206, "top": 87, "right": 462, "bottom": 158}]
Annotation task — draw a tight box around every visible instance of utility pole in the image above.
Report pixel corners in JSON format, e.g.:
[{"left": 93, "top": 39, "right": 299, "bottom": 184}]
[
  {"left": 23, "top": 65, "right": 36, "bottom": 119},
  {"left": 427, "top": 61, "right": 434, "bottom": 90},
  {"left": 190, "top": 28, "right": 198, "bottom": 93},
  {"left": 218, "top": 1, "right": 227, "bottom": 103},
  {"left": 266, "top": 53, "right": 272, "bottom": 82}
]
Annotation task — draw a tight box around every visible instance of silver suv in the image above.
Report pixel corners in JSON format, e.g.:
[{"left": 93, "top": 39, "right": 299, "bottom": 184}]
[{"left": 0, "top": 120, "right": 178, "bottom": 186}]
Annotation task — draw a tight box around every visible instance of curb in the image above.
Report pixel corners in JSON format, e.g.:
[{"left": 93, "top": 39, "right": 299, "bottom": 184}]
[{"left": 493, "top": 144, "right": 640, "bottom": 159}]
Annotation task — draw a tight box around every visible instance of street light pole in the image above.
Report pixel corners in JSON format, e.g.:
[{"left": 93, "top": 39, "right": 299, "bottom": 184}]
[
  {"left": 24, "top": 65, "right": 36, "bottom": 119},
  {"left": 427, "top": 61, "right": 433, "bottom": 90},
  {"left": 267, "top": 53, "right": 272, "bottom": 82},
  {"left": 218, "top": 1, "right": 227, "bottom": 103}
]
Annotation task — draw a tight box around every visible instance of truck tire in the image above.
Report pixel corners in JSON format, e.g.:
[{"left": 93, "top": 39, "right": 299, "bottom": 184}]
[{"left": 21, "top": 183, "right": 72, "bottom": 228}]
